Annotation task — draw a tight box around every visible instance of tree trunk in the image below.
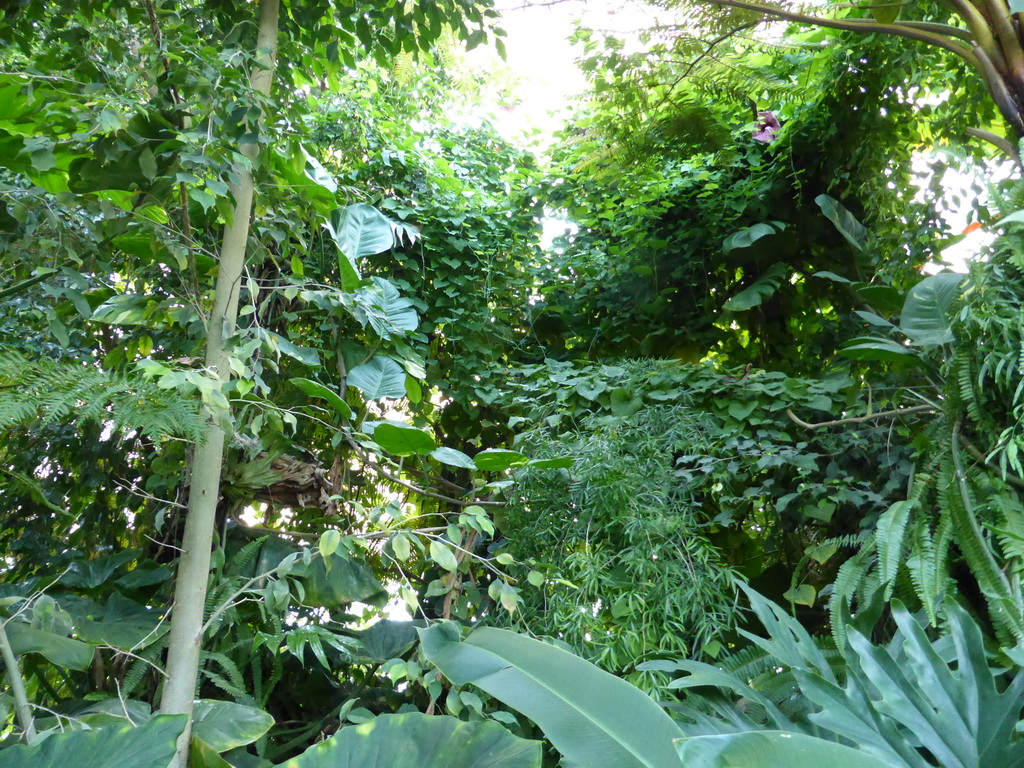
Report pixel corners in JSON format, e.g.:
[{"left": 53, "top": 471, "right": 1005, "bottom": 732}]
[{"left": 159, "top": 1, "right": 280, "bottom": 765}]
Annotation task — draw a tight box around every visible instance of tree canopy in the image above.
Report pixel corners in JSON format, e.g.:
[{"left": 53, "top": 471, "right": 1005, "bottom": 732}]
[{"left": 3, "top": 0, "right": 1024, "bottom": 766}]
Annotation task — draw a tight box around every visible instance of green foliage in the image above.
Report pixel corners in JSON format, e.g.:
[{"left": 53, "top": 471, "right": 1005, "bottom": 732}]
[
  {"left": 421, "top": 622, "right": 684, "bottom": 768},
  {"left": 0, "top": 348, "right": 206, "bottom": 442},
  {"left": 278, "top": 712, "right": 541, "bottom": 768}
]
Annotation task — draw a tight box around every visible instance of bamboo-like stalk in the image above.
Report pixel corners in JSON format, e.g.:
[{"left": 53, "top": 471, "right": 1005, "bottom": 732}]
[
  {"left": 158, "top": 2, "right": 280, "bottom": 766},
  {"left": 0, "top": 621, "right": 36, "bottom": 742}
]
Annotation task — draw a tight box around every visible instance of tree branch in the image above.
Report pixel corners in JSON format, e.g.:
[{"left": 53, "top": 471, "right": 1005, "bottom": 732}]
[{"left": 786, "top": 404, "right": 935, "bottom": 430}]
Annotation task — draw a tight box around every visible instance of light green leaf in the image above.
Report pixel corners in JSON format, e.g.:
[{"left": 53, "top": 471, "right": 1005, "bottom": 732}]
[
  {"left": 815, "top": 194, "right": 867, "bottom": 251},
  {"left": 192, "top": 700, "right": 274, "bottom": 753},
  {"left": 325, "top": 204, "right": 396, "bottom": 290},
  {"left": 676, "top": 731, "right": 900, "bottom": 768},
  {"left": 783, "top": 584, "right": 817, "bottom": 606},
  {"left": 320, "top": 529, "right": 342, "bottom": 560},
  {"left": 391, "top": 533, "right": 412, "bottom": 562},
  {"left": 277, "top": 712, "right": 541, "bottom": 768},
  {"left": 290, "top": 378, "right": 352, "bottom": 419},
  {"left": 348, "top": 357, "right": 407, "bottom": 400},
  {"left": 0, "top": 714, "right": 186, "bottom": 768},
  {"left": 430, "top": 540, "right": 459, "bottom": 572},
  {"left": 431, "top": 447, "right": 478, "bottom": 470},
  {"left": 374, "top": 422, "right": 437, "bottom": 456},
  {"left": 474, "top": 449, "right": 529, "bottom": 472},
  {"left": 526, "top": 457, "right": 574, "bottom": 469},
  {"left": 900, "top": 272, "right": 965, "bottom": 346},
  {"left": 420, "top": 624, "right": 684, "bottom": 768}
]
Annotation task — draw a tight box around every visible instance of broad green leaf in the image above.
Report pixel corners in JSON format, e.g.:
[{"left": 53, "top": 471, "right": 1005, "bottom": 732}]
[
  {"left": 723, "top": 263, "right": 788, "bottom": 312},
  {"left": 359, "top": 620, "right": 422, "bottom": 661},
  {"left": 526, "top": 457, "right": 574, "bottom": 469},
  {"left": 838, "top": 337, "right": 919, "bottom": 363},
  {"left": 292, "top": 552, "right": 388, "bottom": 608},
  {"left": 813, "top": 270, "right": 852, "bottom": 284},
  {"left": 900, "top": 272, "right": 965, "bottom": 346},
  {"left": 348, "top": 357, "right": 407, "bottom": 400},
  {"left": 277, "top": 712, "right": 541, "bottom": 768},
  {"left": 431, "top": 447, "right": 478, "bottom": 470},
  {"left": 722, "top": 221, "right": 782, "bottom": 253},
  {"left": 72, "top": 593, "right": 165, "bottom": 650},
  {"left": 290, "top": 378, "right": 352, "bottom": 419},
  {"left": 430, "top": 540, "right": 460, "bottom": 571},
  {"left": 474, "top": 449, "right": 529, "bottom": 471},
  {"left": 191, "top": 739, "right": 233, "bottom": 768},
  {"left": 374, "top": 422, "right": 437, "bottom": 456},
  {"left": 6, "top": 621, "right": 94, "bottom": 670},
  {"left": 391, "top": 533, "right": 412, "bottom": 562},
  {"left": 326, "top": 204, "right": 396, "bottom": 290},
  {"left": 609, "top": 387, "right": 643, "bottom": 417},
  {"left": 193, "top": 700, "right": 274, "bottom": 752},
  {"left": 676, "top": 731, "right": 900, "bottom": 768},
  {"left": 815, "top": 194, "right": 867, "bottom": 251},
  {"left": 0, "top": 714, "right": 186, "bottom": 768},
  {"left": 260, "top": 330, "right": 320, "bottom": 367},
  {"left": 420, "top": 623, "right": 684, "bottom": 768}
]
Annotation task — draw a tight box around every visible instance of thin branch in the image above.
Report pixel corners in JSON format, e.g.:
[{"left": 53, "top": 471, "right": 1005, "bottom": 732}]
[
  {"left": 966, "top": 126, "right": 1023, "bottom": 167},
  {"left": 786, "top": 404, "right": 936, "bottom": 430},
  {"left": 702, "top": 0, "right": 981, "bottom": 68}
]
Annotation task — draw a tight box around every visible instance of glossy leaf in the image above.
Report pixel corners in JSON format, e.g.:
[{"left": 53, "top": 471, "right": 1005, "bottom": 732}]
[
  {"left": 278, "top": 712, "right": 541, "bottom": 768},
  {"left": 722, "top": 221, "right": 783, "bottom": 253},
  {"left": 420, "top": 623, "right": 684, "bottom": 768}
]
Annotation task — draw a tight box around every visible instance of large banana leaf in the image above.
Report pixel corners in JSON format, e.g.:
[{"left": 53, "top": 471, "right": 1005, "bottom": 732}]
[
  {"left": 420, "top": 623, "right": 684, "bottom": 768},
  {"left": 0, "top": 713, "right": 186, "bottom": 768},
  {"left": 277, "top": 712, "right": 540, "bottom": 768}
]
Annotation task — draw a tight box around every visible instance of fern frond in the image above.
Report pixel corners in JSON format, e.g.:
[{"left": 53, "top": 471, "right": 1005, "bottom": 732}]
[{"left": 0, "top": 348, "right": 206, "bottom": 442}]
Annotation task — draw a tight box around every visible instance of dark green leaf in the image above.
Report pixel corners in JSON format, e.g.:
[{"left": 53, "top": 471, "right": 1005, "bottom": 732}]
[
  {"left": 474, "top": 449, "right": 529, "bottom": 471},
  {"left": 193, "top": 700, "right": 274, "bottom": 752},
  {"left": 290, "top": 378, "right": 352, "bottom": 419},
  {"left": 0, "top": 714, "right": 186, "bottom": 768},
  {"left": 815, "top": 194, "right": 867, "bottom": 251},
  {"left": 900, "top": 272, "right": 965, "bottom": 346},
  {"left": 431, "top": 447, "right": 478, "bottom": 469},
  {"left": 6, "top": 622, "right": 94, "bottom": 670}
]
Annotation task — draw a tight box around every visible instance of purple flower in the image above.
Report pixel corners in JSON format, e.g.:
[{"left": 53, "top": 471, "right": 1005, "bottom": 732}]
[{"left": 753, "top": 111, "right": 780, "bottom": 143}]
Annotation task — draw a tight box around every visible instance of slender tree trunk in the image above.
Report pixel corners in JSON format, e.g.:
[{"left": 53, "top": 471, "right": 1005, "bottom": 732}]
[{"left": 159, "top": 2, "right": 279, "bottom": 765}]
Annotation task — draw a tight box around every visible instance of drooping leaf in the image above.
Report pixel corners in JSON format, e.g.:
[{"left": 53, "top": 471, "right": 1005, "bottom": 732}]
[
  {"left": 325, "top": 204, "right": 396, "bottom": 290},
  {"left": 815, "top": 194, "right": 867, "bottom": 251},
  {"left": 290, "top": 378, "right": 352, "bottom": 419},
  {"left": 722, "top": 221, "right": 783, "bottom": 253},
  {"left": 291, "top": 552, "right": 388, "bottom": 608},
  {"left": 373, "top": 422, "right": 437, "bottom": 456},
  {"left": 348, "top": 357, "right": 407, "bottom": 400},
  {"left": 0, "top": 714, "right": 186, "bottom": 768},
  {"left": 420, "top": 623, "right": 684, "bottom": 768},
  {"left": 277, "top": 712, "right": 541, "bottom": 768},
  {"left": 900, "top": 272, "right": 965, "bottom": 346},
  {"left": 430, "top": 540, "right": 460, "bottom": 572},
  {"left": 723, "top": 263, "right": 788, "bottom": 312},
  {"left": 676, "top": 731, "right": 900, "bottom": 768},
  {"left": 837, "top": 337, "right": 920, "bottom": 363},
  {"left": 6, "top": 621, "right": 94, "bottom": 670},
  {"left": 192, "top": 700, "right": 274, "bottom": 753}
]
